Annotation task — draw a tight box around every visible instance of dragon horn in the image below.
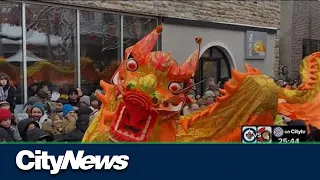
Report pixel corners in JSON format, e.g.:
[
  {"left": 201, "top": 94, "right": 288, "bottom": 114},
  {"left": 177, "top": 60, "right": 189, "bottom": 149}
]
[
  {"left": 131, "top": 25, "right": 162, "bottom": 64},
  {"left": 245, "top": 63, "right": 254, "bottom": 73},
  {"left": 245, "top": 63, "right": 261, "bottom": 74},
  {"left": 169, "top": 37, "right": 202, "bottom": 80}
]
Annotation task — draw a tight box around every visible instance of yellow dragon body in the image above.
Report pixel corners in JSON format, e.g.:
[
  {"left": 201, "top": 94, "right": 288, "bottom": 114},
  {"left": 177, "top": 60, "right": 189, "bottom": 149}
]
[{"left": 82, "top": 25, "right": 320, "bottom": 142}]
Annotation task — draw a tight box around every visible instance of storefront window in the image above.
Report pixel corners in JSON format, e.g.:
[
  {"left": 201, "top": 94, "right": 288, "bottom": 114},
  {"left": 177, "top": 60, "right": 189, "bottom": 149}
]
[
  {"left": 123, "top": 16, "right": 158, "bottom": 50},
  {"left": 79, "top": 10, "right": 121, "bottom": 95},
  {"left": 0, "top": 1, "right": 160, "bottom": 106},
  {"left": 25, "top": 4, "right": 77, "bottom": 97},
  {"left": 0, "top": 2, "right": 24, "bottom": 111}
]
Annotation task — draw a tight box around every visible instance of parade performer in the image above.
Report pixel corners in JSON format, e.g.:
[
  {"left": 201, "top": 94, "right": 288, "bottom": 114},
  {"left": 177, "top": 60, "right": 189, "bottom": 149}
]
[{"left": 82, "top": 25, "right": 318, "bottom": 142}]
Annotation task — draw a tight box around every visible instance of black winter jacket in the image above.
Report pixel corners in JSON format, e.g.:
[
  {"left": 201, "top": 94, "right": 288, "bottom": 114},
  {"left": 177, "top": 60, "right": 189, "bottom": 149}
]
[{"left": 0, "top": 126, "right": 14, "bottom": 142}]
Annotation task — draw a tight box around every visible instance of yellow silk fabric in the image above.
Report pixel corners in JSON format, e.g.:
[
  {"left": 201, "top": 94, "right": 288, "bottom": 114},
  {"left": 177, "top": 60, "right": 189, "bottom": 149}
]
[
  {"left": 277, "top": 57, "right": 320, "bottom": 104},
  {"left": 277, "top": 56, "right": 320, "bottom": 129},
  {"left": 177, "top": 75, "right": 278, "bottom": 142}
]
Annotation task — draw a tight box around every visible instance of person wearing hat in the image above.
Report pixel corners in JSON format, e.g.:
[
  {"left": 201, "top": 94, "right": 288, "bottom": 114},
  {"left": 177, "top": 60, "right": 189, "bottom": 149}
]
[
  {"left": 0, "top": 101, "right": 10, "bottom": 110},
  {"left": 17, "top": 118, "right": 40, "bottom": 141},
  {"left": 0, "top": 108, "right": 14, "bottom": 141},
  {"left": 30, "top": 102, "right": 46, "bottom": 121},
  {"left": 79, "top": 95, "right": 91, "bottom": 108},
  {"left": 62, "top": 104, "right": 77, "bottom": 133},
  {"left": 29, "top": 102, "right": 49, "bottom": 129}
]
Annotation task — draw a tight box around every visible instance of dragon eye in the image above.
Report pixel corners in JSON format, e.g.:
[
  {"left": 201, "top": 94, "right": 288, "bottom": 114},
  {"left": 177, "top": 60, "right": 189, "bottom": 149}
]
[
  {"left": 126, "top": 58, "right": 138, "bottom": 72},
  {"left": 168, "top": 82, "right": 182, "bottom": 94}
]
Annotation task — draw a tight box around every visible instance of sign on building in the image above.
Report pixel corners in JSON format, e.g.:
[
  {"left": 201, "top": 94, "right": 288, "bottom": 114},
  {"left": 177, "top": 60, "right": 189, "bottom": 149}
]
[{"left": 245, "top": 31, "right": 267, "bottom": 60}]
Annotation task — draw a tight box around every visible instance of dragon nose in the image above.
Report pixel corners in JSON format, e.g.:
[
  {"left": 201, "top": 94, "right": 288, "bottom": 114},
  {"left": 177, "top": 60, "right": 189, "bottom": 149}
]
[{"left": 137, "top": 74, "right": 158, "bottom": 92}]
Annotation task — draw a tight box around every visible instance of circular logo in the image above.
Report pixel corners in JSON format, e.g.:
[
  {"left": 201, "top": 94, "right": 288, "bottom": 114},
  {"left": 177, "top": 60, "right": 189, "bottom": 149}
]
[
  {"left": 242, "top": 128, "right": 257, "bottom": 142},
  {"left": 273, "top": 127, "right": 284, "bottom": 138},
  {"left": 260, "top": 130, "right": 271, "bottom": 142}
]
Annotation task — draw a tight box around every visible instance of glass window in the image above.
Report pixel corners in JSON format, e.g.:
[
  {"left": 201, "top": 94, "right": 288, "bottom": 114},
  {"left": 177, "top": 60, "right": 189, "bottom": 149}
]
[
  {"left": 220, "top": 57, "right": 230, "bottom": 79},
  {"left": 25, "top": 4, "right": 77, "bottom": 97},
  {"left": 195, "top": 47, "right": 231, "bottom": 94},
  {"left": 123, "top": 16, "right": 158, "bottom": 50},
  {"left": 202, "top": 58, "right": 218, "bottom": 91},
  {"left": 79, "top": 11, "right": 121, "bottom": 95},
  {"left": 303, "top": 39, "right": 320, "bottom": 58},
  {"left": 0, "top": 2, "right": 24, "bottom": 112}
]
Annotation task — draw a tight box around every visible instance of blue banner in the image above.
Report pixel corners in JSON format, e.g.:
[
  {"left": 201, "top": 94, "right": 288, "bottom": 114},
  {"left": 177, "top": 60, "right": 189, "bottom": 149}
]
[{"left": 0, "top": 144, "right": 318, "bottom": 179}]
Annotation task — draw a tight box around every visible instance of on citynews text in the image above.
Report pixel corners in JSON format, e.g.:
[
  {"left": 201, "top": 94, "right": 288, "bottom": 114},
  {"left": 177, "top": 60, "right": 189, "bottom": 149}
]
[{"left": 15, "top": 150, "right": 129, "bottom": 175}]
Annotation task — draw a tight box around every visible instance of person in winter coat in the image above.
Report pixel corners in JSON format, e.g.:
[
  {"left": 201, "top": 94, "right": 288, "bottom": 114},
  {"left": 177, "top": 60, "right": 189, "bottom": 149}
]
[
  {"left": 26, "top": 127, "right": 54, "bottom": 142},
  {"left": 0, "top": 73, "right": 15, "bottom": 112},
  {"left": 30, "top": 102, "right": 49, "bottom": 127},
  {"left": 0, "top": 108, "right": 14, "bottom": 142},
  {"left": 77, "top": 106, "right": 93, "bottom": 116},
  {"left": 68, "top": 88, "right": 80, "bottom": 107},
  {"left": 62, "top": 104, "right": 77, "bottom": 133},
  {"left": 17, "top": 118, "right": 40, "bottom": 141},
  {"left": 42, "top": 113, "right": 64, "bottom": 135},
  {"left": 55, "top": 114, "right": 90, "bottom": 142}
]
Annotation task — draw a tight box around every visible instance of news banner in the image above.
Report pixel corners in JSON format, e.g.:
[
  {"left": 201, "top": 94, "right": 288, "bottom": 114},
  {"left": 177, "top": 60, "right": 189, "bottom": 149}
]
[
  {"left": 241, "top": 125, "right": 307, "bottom": 143},
  {"left": 0, "top": 125, "right": 317, "bottom": 180}
]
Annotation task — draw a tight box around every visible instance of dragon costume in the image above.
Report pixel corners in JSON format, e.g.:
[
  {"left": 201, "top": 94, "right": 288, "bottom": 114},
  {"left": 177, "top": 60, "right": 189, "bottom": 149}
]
[
  {"left": 82, "top": 25, "right": 319, "bottom": 142},
  {"left": 277, "top": 53, "right": 320, "bottom": 130}
]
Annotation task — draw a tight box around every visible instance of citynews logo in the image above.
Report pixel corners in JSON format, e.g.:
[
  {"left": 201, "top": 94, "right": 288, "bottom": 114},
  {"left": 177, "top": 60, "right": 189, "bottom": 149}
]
[
  {"left": 242, "top": 126, "right": 272, "bottom": 143},
  {"left": 16, "top": 150, "right": 129, "bottom": 175}
]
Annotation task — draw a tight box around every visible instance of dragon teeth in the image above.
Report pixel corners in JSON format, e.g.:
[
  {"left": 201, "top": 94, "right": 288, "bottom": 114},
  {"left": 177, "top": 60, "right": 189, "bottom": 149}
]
[
  {"left": 129, "top": 133, "right": 135, "bottom": 138},
  {"left": 140, "top": 133, "right": 146, "bottom": 140}
]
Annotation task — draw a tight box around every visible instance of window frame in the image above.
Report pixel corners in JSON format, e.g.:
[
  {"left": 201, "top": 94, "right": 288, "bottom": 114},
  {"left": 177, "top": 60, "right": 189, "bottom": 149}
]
[{"left": 1, "top": 0, "right": 161, "bottom": 104}]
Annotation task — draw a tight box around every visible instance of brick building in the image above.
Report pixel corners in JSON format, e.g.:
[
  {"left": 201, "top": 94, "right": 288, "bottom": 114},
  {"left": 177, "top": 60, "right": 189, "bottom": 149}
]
[
  {"left": 0, "top": 0, "right": 280, "bottom": 108},
  {"left": 280, "top": 1, "right": 320, "bottom": 79}
]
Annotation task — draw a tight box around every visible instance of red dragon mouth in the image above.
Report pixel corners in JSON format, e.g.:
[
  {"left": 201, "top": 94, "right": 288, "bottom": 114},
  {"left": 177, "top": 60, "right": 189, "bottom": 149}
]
[{"left": 109, "top": 92, "right": 158, "bottom": 142}]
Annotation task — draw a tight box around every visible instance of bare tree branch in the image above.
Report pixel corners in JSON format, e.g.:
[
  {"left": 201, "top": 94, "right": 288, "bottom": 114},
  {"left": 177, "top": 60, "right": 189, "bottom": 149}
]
[
  {"left": 0, "top": 6, "right": 53, "bottom": 41},
  {"left": 27, "top": 6, "right": 53, "bottom": 30}
]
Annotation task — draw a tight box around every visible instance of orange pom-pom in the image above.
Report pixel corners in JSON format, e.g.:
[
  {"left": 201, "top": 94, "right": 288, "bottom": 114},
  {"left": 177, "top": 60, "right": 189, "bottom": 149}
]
[
  {"left": 156, "top": 25, "right": 162, "bottom": 33},
  {"left": 195, "top": 37, "right": 202, "bottom": 44}
]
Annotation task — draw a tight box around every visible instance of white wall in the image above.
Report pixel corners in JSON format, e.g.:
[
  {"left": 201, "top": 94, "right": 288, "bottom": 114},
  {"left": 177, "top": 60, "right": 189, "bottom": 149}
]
[{"left": 161, "top": 23, "right": 277, "bottom": 76}]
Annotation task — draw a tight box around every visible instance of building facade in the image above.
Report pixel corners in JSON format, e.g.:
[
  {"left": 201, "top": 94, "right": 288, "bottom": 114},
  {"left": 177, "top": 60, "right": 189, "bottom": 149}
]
[
  {"left": 0, "top": 0, "right": 280, "bottom": 109},
  {"left": 280, "top": 1, "right": 320, "bottom": 79},
  {"left": 54, "top": 0, "right": 281, "bottom": 91}
]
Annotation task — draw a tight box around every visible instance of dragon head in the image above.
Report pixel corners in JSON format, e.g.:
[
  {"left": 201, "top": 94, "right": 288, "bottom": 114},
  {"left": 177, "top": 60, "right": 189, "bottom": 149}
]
[{"left": 105, "top": 25, "right": 201, "bottom": 142}]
